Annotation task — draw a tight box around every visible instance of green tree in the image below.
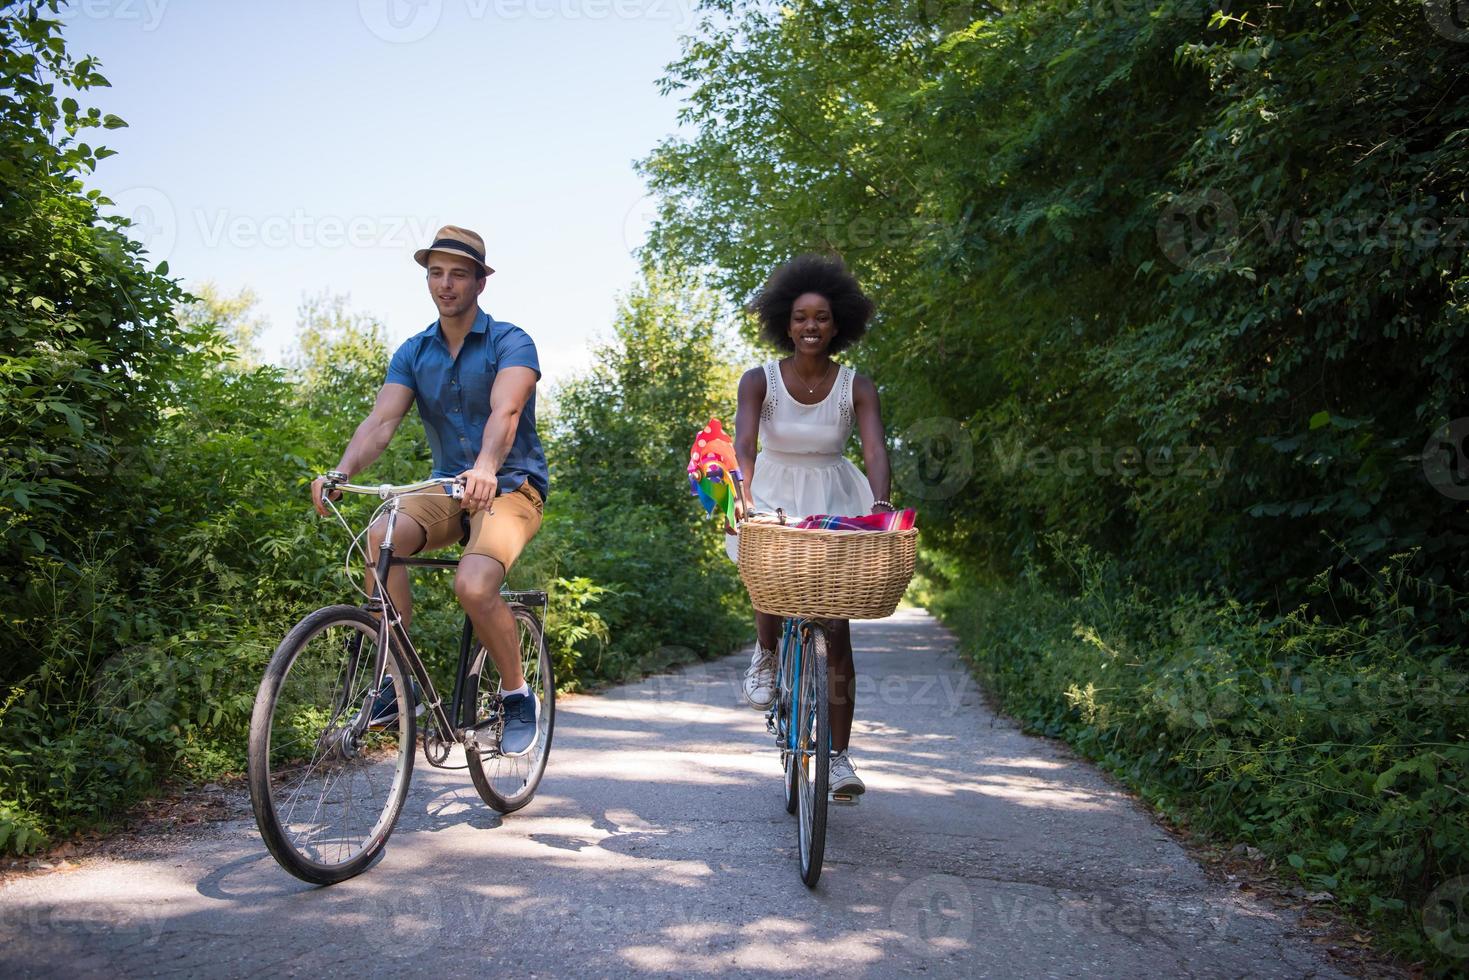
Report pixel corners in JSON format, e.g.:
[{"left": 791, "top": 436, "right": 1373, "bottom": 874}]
[{"left": 520, "top": 265, "right": 749, "bottom": 684}]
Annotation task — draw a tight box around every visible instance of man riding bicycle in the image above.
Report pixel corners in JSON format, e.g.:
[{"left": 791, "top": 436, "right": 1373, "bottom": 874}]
[{"left": 310, "top": 224, "right": 549, "bottom": 756}]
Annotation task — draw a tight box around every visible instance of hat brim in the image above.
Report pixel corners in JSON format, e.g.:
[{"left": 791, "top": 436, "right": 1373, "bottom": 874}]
[{"left": 415, "top": 245, "right": 495, "bottom": 276}]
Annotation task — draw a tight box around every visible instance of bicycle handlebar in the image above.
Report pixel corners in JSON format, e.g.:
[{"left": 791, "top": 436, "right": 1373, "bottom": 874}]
[{"left": 323, "top": 474, "right": 465, "bottom": 500}]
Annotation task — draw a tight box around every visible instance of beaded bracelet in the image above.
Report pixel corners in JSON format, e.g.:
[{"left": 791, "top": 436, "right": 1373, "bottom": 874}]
[{"left": 872, "top": 499, "right": 896, "bottom": 512}]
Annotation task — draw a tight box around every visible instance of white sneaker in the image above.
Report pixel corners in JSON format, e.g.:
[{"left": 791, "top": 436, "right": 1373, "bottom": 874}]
[
  {"left": 829, "top": 751, "right": 866, "bottom": 795},
  {"left": 742, "top": 646, "right": 777, "bottom": 709}
]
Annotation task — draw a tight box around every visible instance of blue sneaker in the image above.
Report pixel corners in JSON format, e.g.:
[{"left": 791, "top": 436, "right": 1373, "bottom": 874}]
[
  {"left": 367, "top": 677, "right": 423, "bottom": 729},
  {"left": 499, "top": 691, "right": 538, "bottom": 756}
]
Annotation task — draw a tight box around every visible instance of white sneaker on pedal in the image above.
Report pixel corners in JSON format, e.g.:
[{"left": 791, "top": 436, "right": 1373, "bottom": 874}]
[
  {"left": 830, "top": 751, "right": 866, "bottom": 795},
  {"left": 742, "top": 646, "right": 777, "bottom": 709}
]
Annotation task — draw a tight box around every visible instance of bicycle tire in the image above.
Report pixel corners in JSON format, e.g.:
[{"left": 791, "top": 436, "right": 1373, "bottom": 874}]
[
  {"left": 796, "top": 623, "right": 830, "bottom": 888},
  {"left": 248, "top": 604, "right": 415, "bottom": 884},
  {"left": 464, "top": 606, "right": 555, "bottom": 813}
]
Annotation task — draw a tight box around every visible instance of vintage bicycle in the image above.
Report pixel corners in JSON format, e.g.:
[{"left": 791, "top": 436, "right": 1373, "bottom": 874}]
[
  {"left": 736, "top": 511, "right": 917, "bottom": 887},
  {"left": 247, "top": 476, "right": 554, "bottom": 884}
]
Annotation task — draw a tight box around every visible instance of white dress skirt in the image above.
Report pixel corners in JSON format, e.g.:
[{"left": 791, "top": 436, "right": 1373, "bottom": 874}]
[{"left": 726, "top": 360, "right": 876, "bottom": 562}]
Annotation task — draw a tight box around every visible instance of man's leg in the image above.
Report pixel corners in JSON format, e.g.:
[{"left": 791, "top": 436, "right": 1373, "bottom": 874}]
[
  {"left": 365, "top": 516, "right": 428, "bottom": 629},
  {"left": 454, "top": 554, "right": 523, "bottom": 690}
]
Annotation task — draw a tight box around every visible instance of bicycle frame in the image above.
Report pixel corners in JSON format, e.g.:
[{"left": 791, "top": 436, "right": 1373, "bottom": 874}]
[
  {"left": 347, "top": 492, "right": 546, "bottom": 763},
  {"left": 774, "top": 617, "right": 811, "bottom": 757}
]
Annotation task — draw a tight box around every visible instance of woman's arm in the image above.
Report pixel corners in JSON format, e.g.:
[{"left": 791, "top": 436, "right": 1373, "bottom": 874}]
[
  {"left": 733, "top": 367, "right": 767, "bottom": 518},
  {"left": 853, "top": 373, "right": 892, "bottom": 510}
]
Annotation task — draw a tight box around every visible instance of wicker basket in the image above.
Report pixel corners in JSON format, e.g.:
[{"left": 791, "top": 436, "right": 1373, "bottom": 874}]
[{"left": 737, "top": 521, "right": 918, "bottom": 620}]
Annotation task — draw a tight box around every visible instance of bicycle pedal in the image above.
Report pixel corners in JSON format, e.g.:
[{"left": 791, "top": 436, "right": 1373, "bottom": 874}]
[{"left": 829, "top": 792, "right": 861, "bottom": 806}]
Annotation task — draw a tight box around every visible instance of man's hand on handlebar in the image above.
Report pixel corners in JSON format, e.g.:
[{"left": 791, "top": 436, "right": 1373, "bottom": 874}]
[
  {"left": 311, "top": 471, "right": 347, "bottom": 517},
  {"left": 459, "top": 464, "right": 498, "bottom": 514}
]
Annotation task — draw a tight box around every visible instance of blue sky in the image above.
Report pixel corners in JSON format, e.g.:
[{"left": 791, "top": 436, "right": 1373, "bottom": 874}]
[{"left": 61, "top": 0, "right": 696, "bottom": 386}]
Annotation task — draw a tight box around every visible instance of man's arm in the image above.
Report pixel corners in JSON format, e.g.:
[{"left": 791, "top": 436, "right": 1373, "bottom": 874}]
[
  {"left": 310, "top": 383, "right": 415, "bottom": 516},
  {"left": 460, "top": 366, "right": 537, "bottom": 512}
]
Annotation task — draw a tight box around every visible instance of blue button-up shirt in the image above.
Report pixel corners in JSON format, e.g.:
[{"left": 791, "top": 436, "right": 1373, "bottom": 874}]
[{"left": 385, "top": 309, "right": 549, "bottom": 500}]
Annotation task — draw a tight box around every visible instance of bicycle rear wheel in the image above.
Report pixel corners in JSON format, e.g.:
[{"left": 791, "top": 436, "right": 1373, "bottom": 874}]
[
  {"left": 248, "top": 605, "right": 415, "bottom": 884},
  {"left": 464, "top": 606, "right": 555, "bottom": 813},
  {"left": 796, "top": 623, "right": 830, "bottom": 887}
]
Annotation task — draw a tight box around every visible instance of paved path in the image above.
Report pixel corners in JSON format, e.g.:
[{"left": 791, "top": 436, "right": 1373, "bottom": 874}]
[{"left": 0, "top": 609, "right": 1344, "bottom": 977}]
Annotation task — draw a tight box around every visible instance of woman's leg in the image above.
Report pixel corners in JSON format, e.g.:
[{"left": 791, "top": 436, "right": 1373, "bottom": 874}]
[
  {"left": 827, "top": 619, "right": 855, "bottom": 753},
  {"left": 756, "top": 610, "right": 781, "bottom": 652}
]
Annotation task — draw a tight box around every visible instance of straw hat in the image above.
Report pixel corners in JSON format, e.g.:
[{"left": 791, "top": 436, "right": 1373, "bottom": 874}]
[{"left": 414, "top": 224, "right": 495, "bottom": 276}]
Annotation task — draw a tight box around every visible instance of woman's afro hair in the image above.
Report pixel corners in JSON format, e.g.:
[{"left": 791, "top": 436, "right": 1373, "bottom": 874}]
[{"left": 749, "top": 253, "right": 874, "bottom": 354}]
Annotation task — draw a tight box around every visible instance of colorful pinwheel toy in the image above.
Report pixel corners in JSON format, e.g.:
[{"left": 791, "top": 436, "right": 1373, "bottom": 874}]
[{"left": 687, "top": 418, "right": 743, "bottom": 529}]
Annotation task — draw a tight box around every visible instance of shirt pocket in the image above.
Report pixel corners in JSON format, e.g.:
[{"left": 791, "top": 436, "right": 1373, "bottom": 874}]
[{"left": 456, "top": 340, "right": 498, "bottom": 415}]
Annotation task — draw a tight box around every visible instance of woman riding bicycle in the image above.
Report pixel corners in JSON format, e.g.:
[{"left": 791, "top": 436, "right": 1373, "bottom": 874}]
[{"left": 730, "top": 253, "right": 894, "bottom": 797}]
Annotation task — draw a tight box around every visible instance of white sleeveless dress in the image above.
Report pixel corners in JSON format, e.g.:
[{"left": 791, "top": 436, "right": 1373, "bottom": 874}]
[{"left": 726, "top": 360, "right": 876, "bottom": 562}]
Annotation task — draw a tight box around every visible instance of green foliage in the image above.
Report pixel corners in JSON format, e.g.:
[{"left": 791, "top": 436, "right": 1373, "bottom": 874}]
[
  {"left": 932, "top": 541, "right": 1469, "bottom": 967},
  {"left": 1, "top": 1, "right": 197, "bottom": 686},
  {"left": 642, "top": 0, "right": 1469, "bottom": 603},
  {"left": 515, "top": 265, "right": 750, "bottom": 686},
  {"left": 0, "top": 272, "right": 436, "bottom": 851}
]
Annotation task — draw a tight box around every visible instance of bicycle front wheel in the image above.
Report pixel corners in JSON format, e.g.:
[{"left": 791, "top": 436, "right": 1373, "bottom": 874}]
[
  {"left": 248, "top": 605, "right": 415, "bottom": 884},
  {"left": 796, "top": 623, "right": 830, "bottom": 888},
  {"left": 464, "top": 606, "right": 555, "bottom": 813}
]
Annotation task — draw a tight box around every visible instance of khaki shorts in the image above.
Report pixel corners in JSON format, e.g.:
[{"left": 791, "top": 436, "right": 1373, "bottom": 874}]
[{"left": 398, "top": 480, "right": 543, "bottom": 572}]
